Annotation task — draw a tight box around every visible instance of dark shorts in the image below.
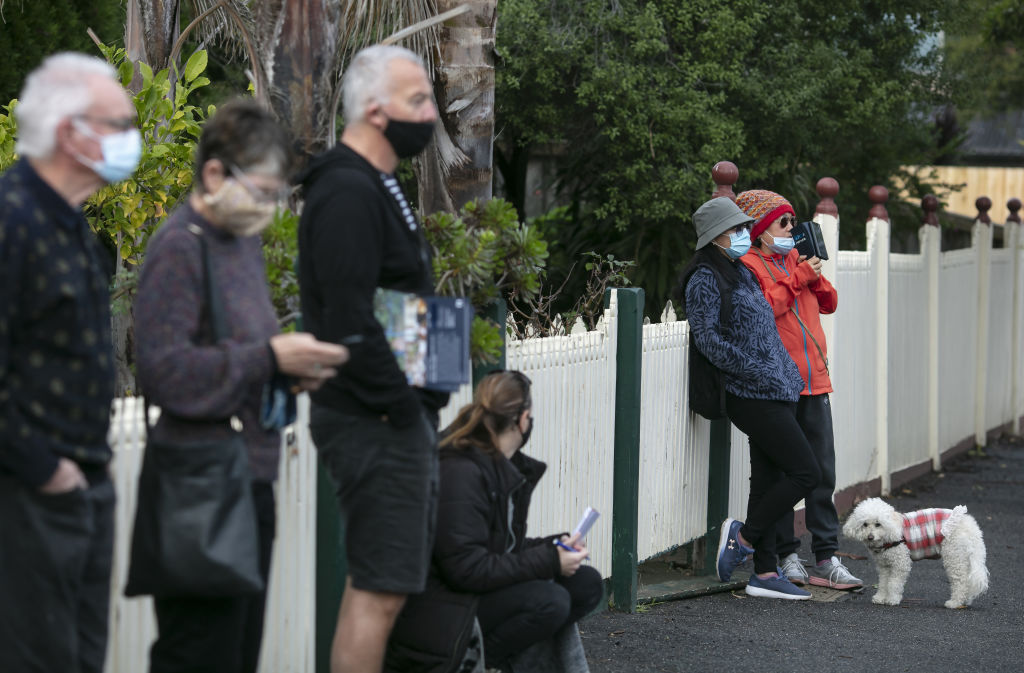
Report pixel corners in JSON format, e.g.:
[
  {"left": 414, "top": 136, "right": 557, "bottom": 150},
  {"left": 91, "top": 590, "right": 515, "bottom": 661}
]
[{"left": 310, "top": 404, "right": 439, "bottom": 594}]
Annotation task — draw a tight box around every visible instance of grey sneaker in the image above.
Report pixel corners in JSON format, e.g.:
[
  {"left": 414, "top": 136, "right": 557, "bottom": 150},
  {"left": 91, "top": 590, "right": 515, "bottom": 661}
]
[
  {"left": 779, "top": 552, "right": 809, "bottom": 586},
  {"left": 807, "top": 555, "right": 863, "bottom": 589}
]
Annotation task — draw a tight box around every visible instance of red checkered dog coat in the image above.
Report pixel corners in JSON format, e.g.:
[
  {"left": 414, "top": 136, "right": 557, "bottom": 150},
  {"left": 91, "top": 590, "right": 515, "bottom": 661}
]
[{"left": 901, "top": 508, "right": 952, "bottom": 560}]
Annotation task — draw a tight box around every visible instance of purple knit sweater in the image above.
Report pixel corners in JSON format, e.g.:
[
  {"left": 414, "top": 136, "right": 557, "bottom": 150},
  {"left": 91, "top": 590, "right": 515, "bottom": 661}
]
[{"left": 135, "top": 202, "right": 281, "bottom": 482}]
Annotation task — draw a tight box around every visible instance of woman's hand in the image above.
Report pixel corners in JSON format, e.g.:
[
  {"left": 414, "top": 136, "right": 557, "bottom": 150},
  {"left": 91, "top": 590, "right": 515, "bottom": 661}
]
[
  {"left": 556, "top": 533, "right": 589, "bottom": 577},
  {"left": 270, "top": 333, "right": 348, "bottom": 382},
  {"left": 798, "top": 255, "right": 822, "bottom": 283}
]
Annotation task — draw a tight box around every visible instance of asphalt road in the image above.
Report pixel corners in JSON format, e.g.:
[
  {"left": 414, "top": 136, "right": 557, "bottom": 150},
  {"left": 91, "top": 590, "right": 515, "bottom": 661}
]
[{"left": 579, "top": 437, "right": 1024, "bottom": 672}]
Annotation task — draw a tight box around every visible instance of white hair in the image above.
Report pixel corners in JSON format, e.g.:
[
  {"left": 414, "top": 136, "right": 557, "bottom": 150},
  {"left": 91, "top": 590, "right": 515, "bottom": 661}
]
[
  {"left": 342, "top": 45, "right": 425, "bottom": 125},
  {"left": 14, "top": 52, "right": 118, "bottom": 159}
]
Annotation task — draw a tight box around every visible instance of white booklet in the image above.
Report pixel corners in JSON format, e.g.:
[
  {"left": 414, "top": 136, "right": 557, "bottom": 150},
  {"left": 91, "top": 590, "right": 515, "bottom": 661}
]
[{"left": 572, "top": 506, "right": 600, "bottom": 538}]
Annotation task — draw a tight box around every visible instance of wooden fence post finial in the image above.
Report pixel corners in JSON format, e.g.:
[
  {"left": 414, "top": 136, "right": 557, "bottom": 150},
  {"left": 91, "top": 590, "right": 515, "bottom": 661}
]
[
  {"left": 711, "top": 161, "right": 738, "bottom": 201},
  {"left": 975, "top": 196, "right": 992, "bottom": 224},
  {"left": 815, "top": 177, "right": 839, "bottom": 217},
  {"left": 1008, "top": 198, "right": 1022, "bottom": 224},
  {"left": 868, "top": 185, "right": 890, "bottom": 222},
  {"left": 922, "top": 194, "right": 940, "bottom": 226}
]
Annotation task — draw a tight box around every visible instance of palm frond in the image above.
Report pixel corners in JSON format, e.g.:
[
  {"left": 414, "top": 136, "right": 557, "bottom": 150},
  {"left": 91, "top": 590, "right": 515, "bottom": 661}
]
[
  {"left": 338, "top": 0, "right": 440, "bottom": 72},
  {"left": 186, "top": 0, "right": 255, "bottom": 61}
]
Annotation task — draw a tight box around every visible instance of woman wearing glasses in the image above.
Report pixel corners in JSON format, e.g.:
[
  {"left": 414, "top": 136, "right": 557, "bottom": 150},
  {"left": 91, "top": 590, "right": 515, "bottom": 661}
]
[
  {"left": 736, "top": 190, "right": 862, "bottom": 592},
  {"left": 133, "top": 100, "right": 347, "bottom": 673},
  {"left": 387, "top": 370, "right": 603, "bottom": 672},
  {"left": 676, "top": 197, "right": 819, "bottom": 600}
]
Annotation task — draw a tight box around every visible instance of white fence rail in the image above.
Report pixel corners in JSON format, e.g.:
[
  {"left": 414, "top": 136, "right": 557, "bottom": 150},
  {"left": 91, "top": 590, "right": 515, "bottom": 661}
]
[{"left": 106, "top": 213, "right": 1024, "bottom": 671}]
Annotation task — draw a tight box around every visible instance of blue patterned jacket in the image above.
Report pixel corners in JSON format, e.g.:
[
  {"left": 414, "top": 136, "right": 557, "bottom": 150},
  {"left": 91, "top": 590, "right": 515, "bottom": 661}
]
[{"left": 685, "top": 263, "right": 804, "bottom": 401}]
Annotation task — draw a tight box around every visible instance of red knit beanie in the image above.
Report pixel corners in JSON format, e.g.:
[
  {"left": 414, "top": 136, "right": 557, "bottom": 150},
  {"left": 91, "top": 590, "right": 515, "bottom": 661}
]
[{"left": 735, "top": 190, "right": 796, "bottom": 240}]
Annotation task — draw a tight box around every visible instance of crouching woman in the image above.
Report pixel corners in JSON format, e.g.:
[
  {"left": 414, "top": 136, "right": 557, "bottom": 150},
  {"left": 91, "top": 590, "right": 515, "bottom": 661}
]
[{"left": 387, "top": 370, "right": 603, "bottom": 672}]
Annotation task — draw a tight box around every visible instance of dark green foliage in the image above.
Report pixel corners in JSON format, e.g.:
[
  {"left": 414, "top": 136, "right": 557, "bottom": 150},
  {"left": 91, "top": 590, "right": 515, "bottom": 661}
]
[
  {"left": 0, "top": 0, "right": 125, "bottom": 103},
  {"left": 944, "top": 0, "right": 1024, "bottom": 119},
  {"left": 262, "top": 208, "right": 301, "bottom": 326},
  {"left": 496, "top": 0, "right": 964, "bottom": 315}
]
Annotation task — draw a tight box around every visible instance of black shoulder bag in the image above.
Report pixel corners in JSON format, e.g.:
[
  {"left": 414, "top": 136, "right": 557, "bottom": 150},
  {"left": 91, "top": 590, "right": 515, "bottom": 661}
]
[
  {"left": 681, "top": 262, "right": 734, "bottom": 420},
  {"left": 124, "top": 224, "right": 264, "bottom": 597}
]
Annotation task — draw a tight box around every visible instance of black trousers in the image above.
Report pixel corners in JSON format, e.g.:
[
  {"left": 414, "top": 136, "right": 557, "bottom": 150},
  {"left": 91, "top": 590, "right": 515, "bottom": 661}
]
[
  {"left": 149, "top": 481, "right": 276, "bottom": 673},
  {"left": 725, "top": 394, "right": 821, "bottom": 574},
  {"left": 0, "top": 471, "right": 116, "bottom": 673},
  {"left": 476, "top": 564, "right": 604, "bottom": 665},
  {"left": 775, "top": 394, "right": 840, "bottom": 563}
]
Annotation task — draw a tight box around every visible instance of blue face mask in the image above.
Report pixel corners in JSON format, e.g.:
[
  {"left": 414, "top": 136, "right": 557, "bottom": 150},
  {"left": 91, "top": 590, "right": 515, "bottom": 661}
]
[
  {"left": 72, "top": 120, "right": 142, "bottom": 183},
  {"left": 766, "top": 235, "right": 795, "bottom": 255},
  {"left": 716, "top": 228, "right": 751, "bottom": 259}
]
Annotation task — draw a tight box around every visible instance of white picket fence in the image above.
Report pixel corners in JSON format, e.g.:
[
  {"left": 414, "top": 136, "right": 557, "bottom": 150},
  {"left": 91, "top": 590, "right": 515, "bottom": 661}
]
[{"left": 105, "top": 209, "right": 1024, "bottom": 672}]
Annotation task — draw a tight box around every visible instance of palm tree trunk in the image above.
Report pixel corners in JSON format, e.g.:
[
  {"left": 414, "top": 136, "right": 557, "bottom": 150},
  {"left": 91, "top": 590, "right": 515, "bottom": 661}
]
[
  {"left": 417, "top": 0, "right": 497, "bottom": 215},
  {"left": 253, "top": 0, "right": 341, "bottom": 161},
  {"left": 125, "top": 0, "right": 181, "bottom": 73}
]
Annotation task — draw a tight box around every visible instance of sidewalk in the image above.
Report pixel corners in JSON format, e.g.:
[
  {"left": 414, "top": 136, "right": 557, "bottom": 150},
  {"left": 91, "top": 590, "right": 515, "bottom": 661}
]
[{"left": 579, "top": 436, "right": 1024, "bottom": 672}]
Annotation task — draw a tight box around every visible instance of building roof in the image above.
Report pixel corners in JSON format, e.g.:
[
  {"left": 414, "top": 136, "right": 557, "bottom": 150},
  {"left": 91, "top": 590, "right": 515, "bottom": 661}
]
[{"left": 960, "top": 111, "right": 1024, "bottom": 164}]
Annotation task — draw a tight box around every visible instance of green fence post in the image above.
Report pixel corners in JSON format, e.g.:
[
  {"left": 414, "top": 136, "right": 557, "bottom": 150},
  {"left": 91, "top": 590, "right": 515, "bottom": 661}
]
[
  {"left": 703, "top": 418, "right": 732, "bottom": 573},
  {"left": 473, "top": 298, "right": 507, "bottom": 385},
  {"left": 315, "top": 467, "right": 344, "bottom": 673},
  {"left": 606, "top": 287, "right": 644, "bottom": 612}
]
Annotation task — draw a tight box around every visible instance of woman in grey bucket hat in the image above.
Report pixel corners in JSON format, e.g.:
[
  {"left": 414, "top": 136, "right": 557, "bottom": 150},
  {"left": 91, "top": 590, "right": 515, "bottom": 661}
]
[{"left": 675, "top": 197, "right": 822, "bottom": 601}]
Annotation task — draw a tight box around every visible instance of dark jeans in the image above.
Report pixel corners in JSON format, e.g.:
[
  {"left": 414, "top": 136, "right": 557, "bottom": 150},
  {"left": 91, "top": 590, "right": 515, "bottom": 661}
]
[
  {"left": 149, "top": 481, "right": 276, "bottom": 673},
  {"left": 477, "top": 565, "right": 604, "bottom": 665},
  {"left": 775, "top": 394, "right": 840, "bottom": 563},
  {"left": 725, "top": 394, "right": 821, "bottom": 574},
  {"left": 0, "top": 471, "right": 116, "bottom": 673}
]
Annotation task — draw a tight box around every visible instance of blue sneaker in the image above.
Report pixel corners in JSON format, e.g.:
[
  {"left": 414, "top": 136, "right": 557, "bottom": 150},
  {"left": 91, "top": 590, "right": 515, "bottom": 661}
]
[
  {"left": 745, "top": 572, "right": 812, "bottom": 600},
  {"left": 716, "top": 518, "right": 753, "bottom": 582}
]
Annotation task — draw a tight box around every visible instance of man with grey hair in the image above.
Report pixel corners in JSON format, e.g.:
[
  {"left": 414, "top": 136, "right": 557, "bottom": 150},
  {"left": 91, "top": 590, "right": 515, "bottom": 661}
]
[
  {"left": 298, "top": 45, "right": 447, "bottom": 673},
  {"left": 0, "top": 52, "right": 140, "bottom": 673}
]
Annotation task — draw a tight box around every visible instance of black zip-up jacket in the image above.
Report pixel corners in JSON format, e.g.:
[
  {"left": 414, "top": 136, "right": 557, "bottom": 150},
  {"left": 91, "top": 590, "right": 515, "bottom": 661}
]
[
  {"left": 434, "top": 445, "right": 561, "bottom": 592},
  {"left": 297, "top": 144, "right": 448, "bottom": 426}
]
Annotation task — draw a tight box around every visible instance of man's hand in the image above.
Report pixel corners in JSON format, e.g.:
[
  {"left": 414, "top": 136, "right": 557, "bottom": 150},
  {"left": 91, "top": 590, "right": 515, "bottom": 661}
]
[{"left": 39, "top": 457, "right": 87, "bottom": 494}]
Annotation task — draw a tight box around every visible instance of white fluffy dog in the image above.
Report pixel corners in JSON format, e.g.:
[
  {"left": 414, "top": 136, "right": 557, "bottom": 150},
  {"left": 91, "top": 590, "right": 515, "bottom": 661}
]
[{"left": 842, "top": 498, "right": 989, "bottom": 609}]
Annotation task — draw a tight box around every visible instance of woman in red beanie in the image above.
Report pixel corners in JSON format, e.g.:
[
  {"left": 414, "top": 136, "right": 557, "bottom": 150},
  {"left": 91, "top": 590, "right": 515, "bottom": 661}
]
[{"left": 736, "top": 189, "right": 862, "bottom": 592}]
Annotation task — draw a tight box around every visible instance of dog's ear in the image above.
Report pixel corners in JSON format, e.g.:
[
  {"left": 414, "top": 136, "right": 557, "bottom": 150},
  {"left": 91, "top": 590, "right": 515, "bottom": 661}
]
[{"left": 842, "top": 506, "right": 863, "bottom": 539}]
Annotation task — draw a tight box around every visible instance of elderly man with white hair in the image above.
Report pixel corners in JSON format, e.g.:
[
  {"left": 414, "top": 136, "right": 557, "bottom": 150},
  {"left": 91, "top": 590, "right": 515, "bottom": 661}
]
[
  {"left": 0, "top": 52, "right": 140, "bottom": 673},
  {"left": 297, "top": 45, "right": 448, "bottom": 673}
]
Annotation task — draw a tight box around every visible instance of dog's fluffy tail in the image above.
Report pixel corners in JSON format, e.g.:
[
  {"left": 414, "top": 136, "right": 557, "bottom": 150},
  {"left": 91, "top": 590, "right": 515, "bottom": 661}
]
[{"left": 945, "top": 505, "right": 990, "bottom": 599}]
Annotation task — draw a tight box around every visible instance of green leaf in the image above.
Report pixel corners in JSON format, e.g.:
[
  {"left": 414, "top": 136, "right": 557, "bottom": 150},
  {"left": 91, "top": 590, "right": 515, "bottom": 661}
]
[
  {"left": 139, "top": 61, "right": 154, "bottom": 88},
  {"left": 183, "top": 50, "right": 208, "bottom": 84}
]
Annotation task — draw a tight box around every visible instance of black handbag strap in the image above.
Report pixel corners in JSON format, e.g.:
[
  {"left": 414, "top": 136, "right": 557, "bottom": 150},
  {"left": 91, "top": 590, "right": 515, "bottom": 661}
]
[
  {"left": 142, "top": 224, "right": 231, "bottom": 429},
  {"left": 188, "top": 223, "right": 229, "bottom": 343}
]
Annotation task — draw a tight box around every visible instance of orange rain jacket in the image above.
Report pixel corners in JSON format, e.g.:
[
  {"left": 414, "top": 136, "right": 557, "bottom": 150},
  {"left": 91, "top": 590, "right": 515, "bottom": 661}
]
[{"left": 740, "top": 248, "right": 837, "bottom": 395}]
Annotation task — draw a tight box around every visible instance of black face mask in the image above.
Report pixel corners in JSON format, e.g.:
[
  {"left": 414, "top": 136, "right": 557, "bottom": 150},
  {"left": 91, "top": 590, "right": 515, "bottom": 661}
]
[
  {"left": 382, "top": 117, "right": 434, "bottom": 158},
  {"left": 520, "top": 415, "right": 534, "bottom": 448}
]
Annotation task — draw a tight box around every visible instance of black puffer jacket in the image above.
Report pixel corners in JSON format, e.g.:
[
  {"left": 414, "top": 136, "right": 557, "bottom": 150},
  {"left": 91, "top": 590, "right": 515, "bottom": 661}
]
[
  {"left": 434, "top": 445, "right": 562, "bottom": 592},
  {"left": 385, "top": 445, "right": 562, "bottom": 673}
]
